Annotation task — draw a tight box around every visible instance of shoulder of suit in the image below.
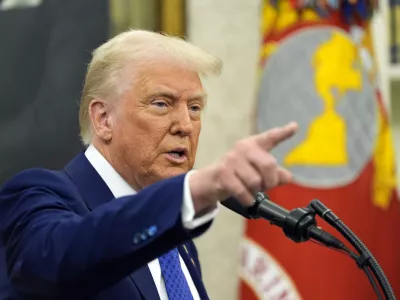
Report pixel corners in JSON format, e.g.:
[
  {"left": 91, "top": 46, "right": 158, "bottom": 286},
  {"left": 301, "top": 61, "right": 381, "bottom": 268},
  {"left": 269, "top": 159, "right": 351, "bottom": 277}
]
[{"left": 1, "top": 168, "right": 71, "bottom": 194}]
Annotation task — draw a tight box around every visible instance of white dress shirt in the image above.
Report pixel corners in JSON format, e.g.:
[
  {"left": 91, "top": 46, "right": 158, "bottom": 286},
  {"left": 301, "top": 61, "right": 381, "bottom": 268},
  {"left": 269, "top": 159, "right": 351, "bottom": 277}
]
[{"left": 85, "top": 144, "right": 219, "bottom": 300}]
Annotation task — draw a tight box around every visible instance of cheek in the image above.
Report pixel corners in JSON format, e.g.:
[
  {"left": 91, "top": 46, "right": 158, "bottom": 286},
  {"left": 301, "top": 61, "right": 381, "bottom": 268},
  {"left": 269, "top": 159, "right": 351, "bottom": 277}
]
[
  {"left": 111, "top": 108, "right": 133, "bottom": 137},
  {"left": 126, "top": 120, "right": 170, "bottom": 159},
  {"left": 190, "top": 127, "right": 201, "bottom": 157}
]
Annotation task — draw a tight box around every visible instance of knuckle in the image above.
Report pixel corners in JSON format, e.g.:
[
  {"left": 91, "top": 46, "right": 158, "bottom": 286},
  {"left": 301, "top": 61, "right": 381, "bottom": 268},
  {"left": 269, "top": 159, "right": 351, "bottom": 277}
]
[
  {"left": 234, "top": 140, "right": 249, "bottom": 152},
  {"left": 265, "top": 175, "right": 279, "bottom": 189},
  {"left": 249, "top": 176, "right": 262, "bottom": 189},
  {"left": 235, "top": 188, "right": 248, "bottom": 199},
  {"left": 218, "top": 163, "right": 229, "bottom": 177},
  {"left": 224, "top": 151, "right": 237, "bottom": 164},
  {"left": 262, "top": 155, "right": 278, "bottom": 169}
]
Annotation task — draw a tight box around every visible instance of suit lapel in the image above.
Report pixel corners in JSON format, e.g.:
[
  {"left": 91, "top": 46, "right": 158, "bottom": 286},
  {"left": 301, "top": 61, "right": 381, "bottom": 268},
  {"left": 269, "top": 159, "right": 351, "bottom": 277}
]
[
  {"left": 129, "top": 266, "right": 161, "bottom": 300},
  {"left": 64, "top": 152, "right": 160, "bottom": 299},
  {"left": 64, "top": 151, "right": 114, "bottom": 210},
  {"left": 178, "top": 245, "right": 209, "bottom": 300}
]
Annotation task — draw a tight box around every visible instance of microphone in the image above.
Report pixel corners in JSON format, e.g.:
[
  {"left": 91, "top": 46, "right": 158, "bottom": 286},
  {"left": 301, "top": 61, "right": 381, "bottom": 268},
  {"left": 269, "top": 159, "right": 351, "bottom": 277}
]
[
  {"left": 221, "top": 193, "right": 344, "bottom": 249},
  {"left": 221, "top": 195, "right": 397, "bottom": 299}
]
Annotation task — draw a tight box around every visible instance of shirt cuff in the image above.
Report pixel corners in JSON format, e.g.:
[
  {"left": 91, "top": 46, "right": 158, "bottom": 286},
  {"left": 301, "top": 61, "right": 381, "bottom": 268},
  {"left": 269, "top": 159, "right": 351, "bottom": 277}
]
[{"left": 181, "top": 170, "right": 220, "bottom": 230}]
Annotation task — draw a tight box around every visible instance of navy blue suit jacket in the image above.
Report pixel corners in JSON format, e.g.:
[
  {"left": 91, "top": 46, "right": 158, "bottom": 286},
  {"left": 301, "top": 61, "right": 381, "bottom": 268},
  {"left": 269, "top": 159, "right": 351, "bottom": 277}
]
[{"left": 0, "top": 152, "right": 211, "bottom": 299}]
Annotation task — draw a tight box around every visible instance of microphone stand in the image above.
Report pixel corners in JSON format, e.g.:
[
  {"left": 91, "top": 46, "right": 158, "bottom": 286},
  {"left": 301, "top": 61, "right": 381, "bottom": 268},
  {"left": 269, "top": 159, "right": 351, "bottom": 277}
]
[
  {"left": 251, "top": 193, "right": 396, "bottom": 300},
  {"left": 309, "top": 200, "right": 396, "bottom": 300}
]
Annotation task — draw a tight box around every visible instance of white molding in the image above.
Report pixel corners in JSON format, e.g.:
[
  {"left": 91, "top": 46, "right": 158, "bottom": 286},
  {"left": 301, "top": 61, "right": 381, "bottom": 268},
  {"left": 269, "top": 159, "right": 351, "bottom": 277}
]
[
  {"left": 389, "top": 65, "right": 400, "bottom": 80},
  {"left": 371, "top": 6, "right": 390, "bottom": 109},
  {"left": 371, "top": 4, "right": 400, "bottom": 193}
]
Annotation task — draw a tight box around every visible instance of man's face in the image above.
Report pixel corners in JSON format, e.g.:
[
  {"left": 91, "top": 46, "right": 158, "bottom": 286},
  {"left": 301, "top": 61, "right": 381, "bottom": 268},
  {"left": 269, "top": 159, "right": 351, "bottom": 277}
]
[{"left": 108, "top": 62, "right": 205, "bottom": 189}]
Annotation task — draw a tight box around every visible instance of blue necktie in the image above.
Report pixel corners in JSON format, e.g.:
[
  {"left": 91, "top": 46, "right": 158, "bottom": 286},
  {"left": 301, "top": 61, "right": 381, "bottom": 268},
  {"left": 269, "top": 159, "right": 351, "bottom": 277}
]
[{"left": 159, "top": 248, "right": 194, "bottom": 300}]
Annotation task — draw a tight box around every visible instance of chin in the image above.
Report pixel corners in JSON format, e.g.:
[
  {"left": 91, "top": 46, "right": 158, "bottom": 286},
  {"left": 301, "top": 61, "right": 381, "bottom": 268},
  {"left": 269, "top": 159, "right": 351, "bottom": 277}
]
[
  {"left": 158, "top": 166, "right": 190, "bottom": 180},
  {"left": 139, "top": 167, "right": 189, "bottom": 188},
  {"left": 165, "top": 167, "right": 190, "bottom": 177}
]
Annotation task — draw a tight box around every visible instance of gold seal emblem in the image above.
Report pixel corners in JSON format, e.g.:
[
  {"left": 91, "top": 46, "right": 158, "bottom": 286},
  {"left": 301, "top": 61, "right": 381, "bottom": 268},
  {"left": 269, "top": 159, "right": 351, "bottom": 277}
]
[{"left": 257, "top": 27, "right": 378, "bottom": 188}]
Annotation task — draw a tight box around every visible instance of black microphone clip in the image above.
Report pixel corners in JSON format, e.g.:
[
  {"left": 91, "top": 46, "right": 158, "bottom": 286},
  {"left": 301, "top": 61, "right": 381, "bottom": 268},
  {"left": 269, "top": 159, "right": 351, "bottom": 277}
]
[{"left": 252, "top": 193, "right": 344, "bottom": 249}]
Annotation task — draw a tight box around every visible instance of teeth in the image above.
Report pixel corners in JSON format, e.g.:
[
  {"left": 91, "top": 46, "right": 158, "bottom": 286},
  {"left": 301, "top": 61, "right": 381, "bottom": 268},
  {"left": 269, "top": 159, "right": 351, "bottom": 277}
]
[{"left": 170, "top": 152, "right": 181, "bottom": 158}]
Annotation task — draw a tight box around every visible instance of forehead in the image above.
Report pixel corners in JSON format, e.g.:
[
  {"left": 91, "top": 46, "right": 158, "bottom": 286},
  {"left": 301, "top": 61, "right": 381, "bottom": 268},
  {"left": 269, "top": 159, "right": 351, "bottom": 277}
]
[{"left": 134, "top": 61, "right": 205, "bottom": 96}]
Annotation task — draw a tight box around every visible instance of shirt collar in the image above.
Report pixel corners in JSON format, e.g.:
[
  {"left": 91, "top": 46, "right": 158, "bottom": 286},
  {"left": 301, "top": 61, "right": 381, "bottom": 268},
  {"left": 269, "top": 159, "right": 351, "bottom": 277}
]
[{"left": 84, "top": 144, "right": 136, "bottom": 198}]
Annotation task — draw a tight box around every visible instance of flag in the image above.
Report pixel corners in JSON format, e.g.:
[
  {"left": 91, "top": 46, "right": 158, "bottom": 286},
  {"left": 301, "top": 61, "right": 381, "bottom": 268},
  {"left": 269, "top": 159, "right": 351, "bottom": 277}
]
[
  {"left": 239, "top": 1, "right": 400, "bottom": 299},
  {"left": 0, "top": 0, "right": 109, "bottom": 185}
]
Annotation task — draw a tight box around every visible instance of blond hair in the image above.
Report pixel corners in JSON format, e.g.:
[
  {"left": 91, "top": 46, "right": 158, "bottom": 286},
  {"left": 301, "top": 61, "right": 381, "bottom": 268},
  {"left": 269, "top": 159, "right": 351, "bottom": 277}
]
[{"left": 79, "top": 29, "right": 222, "bottom": 145}]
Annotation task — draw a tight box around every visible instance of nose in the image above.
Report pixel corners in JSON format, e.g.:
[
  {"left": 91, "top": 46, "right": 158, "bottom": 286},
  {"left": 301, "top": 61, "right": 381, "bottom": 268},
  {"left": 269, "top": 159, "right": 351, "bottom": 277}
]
[{"left": 170, "top": 105, "right": 194, "bottom": 137}]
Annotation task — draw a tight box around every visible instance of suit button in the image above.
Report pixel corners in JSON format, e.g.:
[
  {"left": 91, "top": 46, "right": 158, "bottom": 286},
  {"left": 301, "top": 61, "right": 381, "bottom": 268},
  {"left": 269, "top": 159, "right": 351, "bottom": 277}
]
[
  {"left": 133, "top": 233, "right": 141, "bottom": 244},
  {"left": 140, "top": 232, "right": 148, "bottom": 241},
  {"left": 147, "top": 225, "right": 158, "bottom": 237}
]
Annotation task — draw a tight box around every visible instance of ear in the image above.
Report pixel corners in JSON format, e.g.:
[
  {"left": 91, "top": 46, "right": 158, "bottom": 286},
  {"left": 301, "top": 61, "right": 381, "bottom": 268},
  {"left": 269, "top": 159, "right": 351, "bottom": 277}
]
[{"left": 88, "top": 99, "right": 113, "bottom": 142}]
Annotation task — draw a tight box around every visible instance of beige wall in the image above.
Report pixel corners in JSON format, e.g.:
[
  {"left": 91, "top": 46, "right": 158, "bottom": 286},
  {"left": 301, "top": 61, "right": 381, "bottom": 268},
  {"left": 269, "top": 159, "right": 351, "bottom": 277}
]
[{"left": 186, "top": 1, "right": 261, "bottom": 299}]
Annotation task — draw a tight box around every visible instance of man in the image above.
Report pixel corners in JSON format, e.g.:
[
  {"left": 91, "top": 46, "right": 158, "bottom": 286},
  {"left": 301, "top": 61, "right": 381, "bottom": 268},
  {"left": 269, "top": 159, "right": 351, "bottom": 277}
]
[{"left": 0, "top": 30, "right": 297, "bottom": 299}]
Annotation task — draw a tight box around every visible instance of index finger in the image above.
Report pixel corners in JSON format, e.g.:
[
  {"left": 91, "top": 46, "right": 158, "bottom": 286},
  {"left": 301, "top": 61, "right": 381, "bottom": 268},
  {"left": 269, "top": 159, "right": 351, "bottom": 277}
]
[{"left": 255, "top": 122, "right": 298, "bottom": 150}]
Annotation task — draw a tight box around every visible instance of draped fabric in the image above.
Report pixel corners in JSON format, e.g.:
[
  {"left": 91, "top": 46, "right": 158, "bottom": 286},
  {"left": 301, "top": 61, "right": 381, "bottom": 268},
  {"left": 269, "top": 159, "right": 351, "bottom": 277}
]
[
  {"left": 110, "top": 0, "right": 186, "bottom": 36},
  {"left": 0, "top": 0, "right": 186, "bottom": 186},
  {"left": 0, "top": 0, "right": 108, "bottom": 186}
]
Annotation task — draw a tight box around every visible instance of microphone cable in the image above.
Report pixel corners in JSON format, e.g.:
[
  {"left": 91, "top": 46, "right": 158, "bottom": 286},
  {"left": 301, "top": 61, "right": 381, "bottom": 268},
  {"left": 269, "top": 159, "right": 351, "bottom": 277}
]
[
  {"left": 309, "top": 238, "right": 383, "bottom": 300},
  {"left": 309, "top": 200, "right": 395, "bottom": 300}
]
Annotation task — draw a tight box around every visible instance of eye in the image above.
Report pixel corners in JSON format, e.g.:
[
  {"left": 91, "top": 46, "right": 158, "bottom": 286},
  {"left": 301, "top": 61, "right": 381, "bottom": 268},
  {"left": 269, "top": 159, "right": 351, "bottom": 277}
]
[
  {"left": 190, "top": 105, "right": 202, "bottom": 112},
  {"left": 152, "top": 100, "right": 168, "bottom": 108}
]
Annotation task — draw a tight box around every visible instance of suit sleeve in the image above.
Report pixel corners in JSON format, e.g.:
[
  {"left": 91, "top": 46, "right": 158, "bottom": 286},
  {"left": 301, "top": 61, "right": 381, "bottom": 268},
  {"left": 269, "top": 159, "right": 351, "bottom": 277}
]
[{"left": 0, "top": 169, "right": 212, "bottom": 298}]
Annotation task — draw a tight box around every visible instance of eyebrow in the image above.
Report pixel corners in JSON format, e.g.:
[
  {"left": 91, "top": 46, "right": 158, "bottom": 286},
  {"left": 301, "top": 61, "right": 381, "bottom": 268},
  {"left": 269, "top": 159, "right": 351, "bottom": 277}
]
[{"left": 149, "top": 91, "right": 208, "bottom": 104}]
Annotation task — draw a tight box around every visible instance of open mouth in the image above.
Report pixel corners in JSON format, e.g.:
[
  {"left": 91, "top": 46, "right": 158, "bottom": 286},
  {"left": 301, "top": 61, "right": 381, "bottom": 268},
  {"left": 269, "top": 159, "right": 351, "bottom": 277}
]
[
  {"left": 165, "top": 148, "right": 188, "bottom": 164},
  {"left": 168, "top": 150, "right": 185, "bottom": 158}
]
